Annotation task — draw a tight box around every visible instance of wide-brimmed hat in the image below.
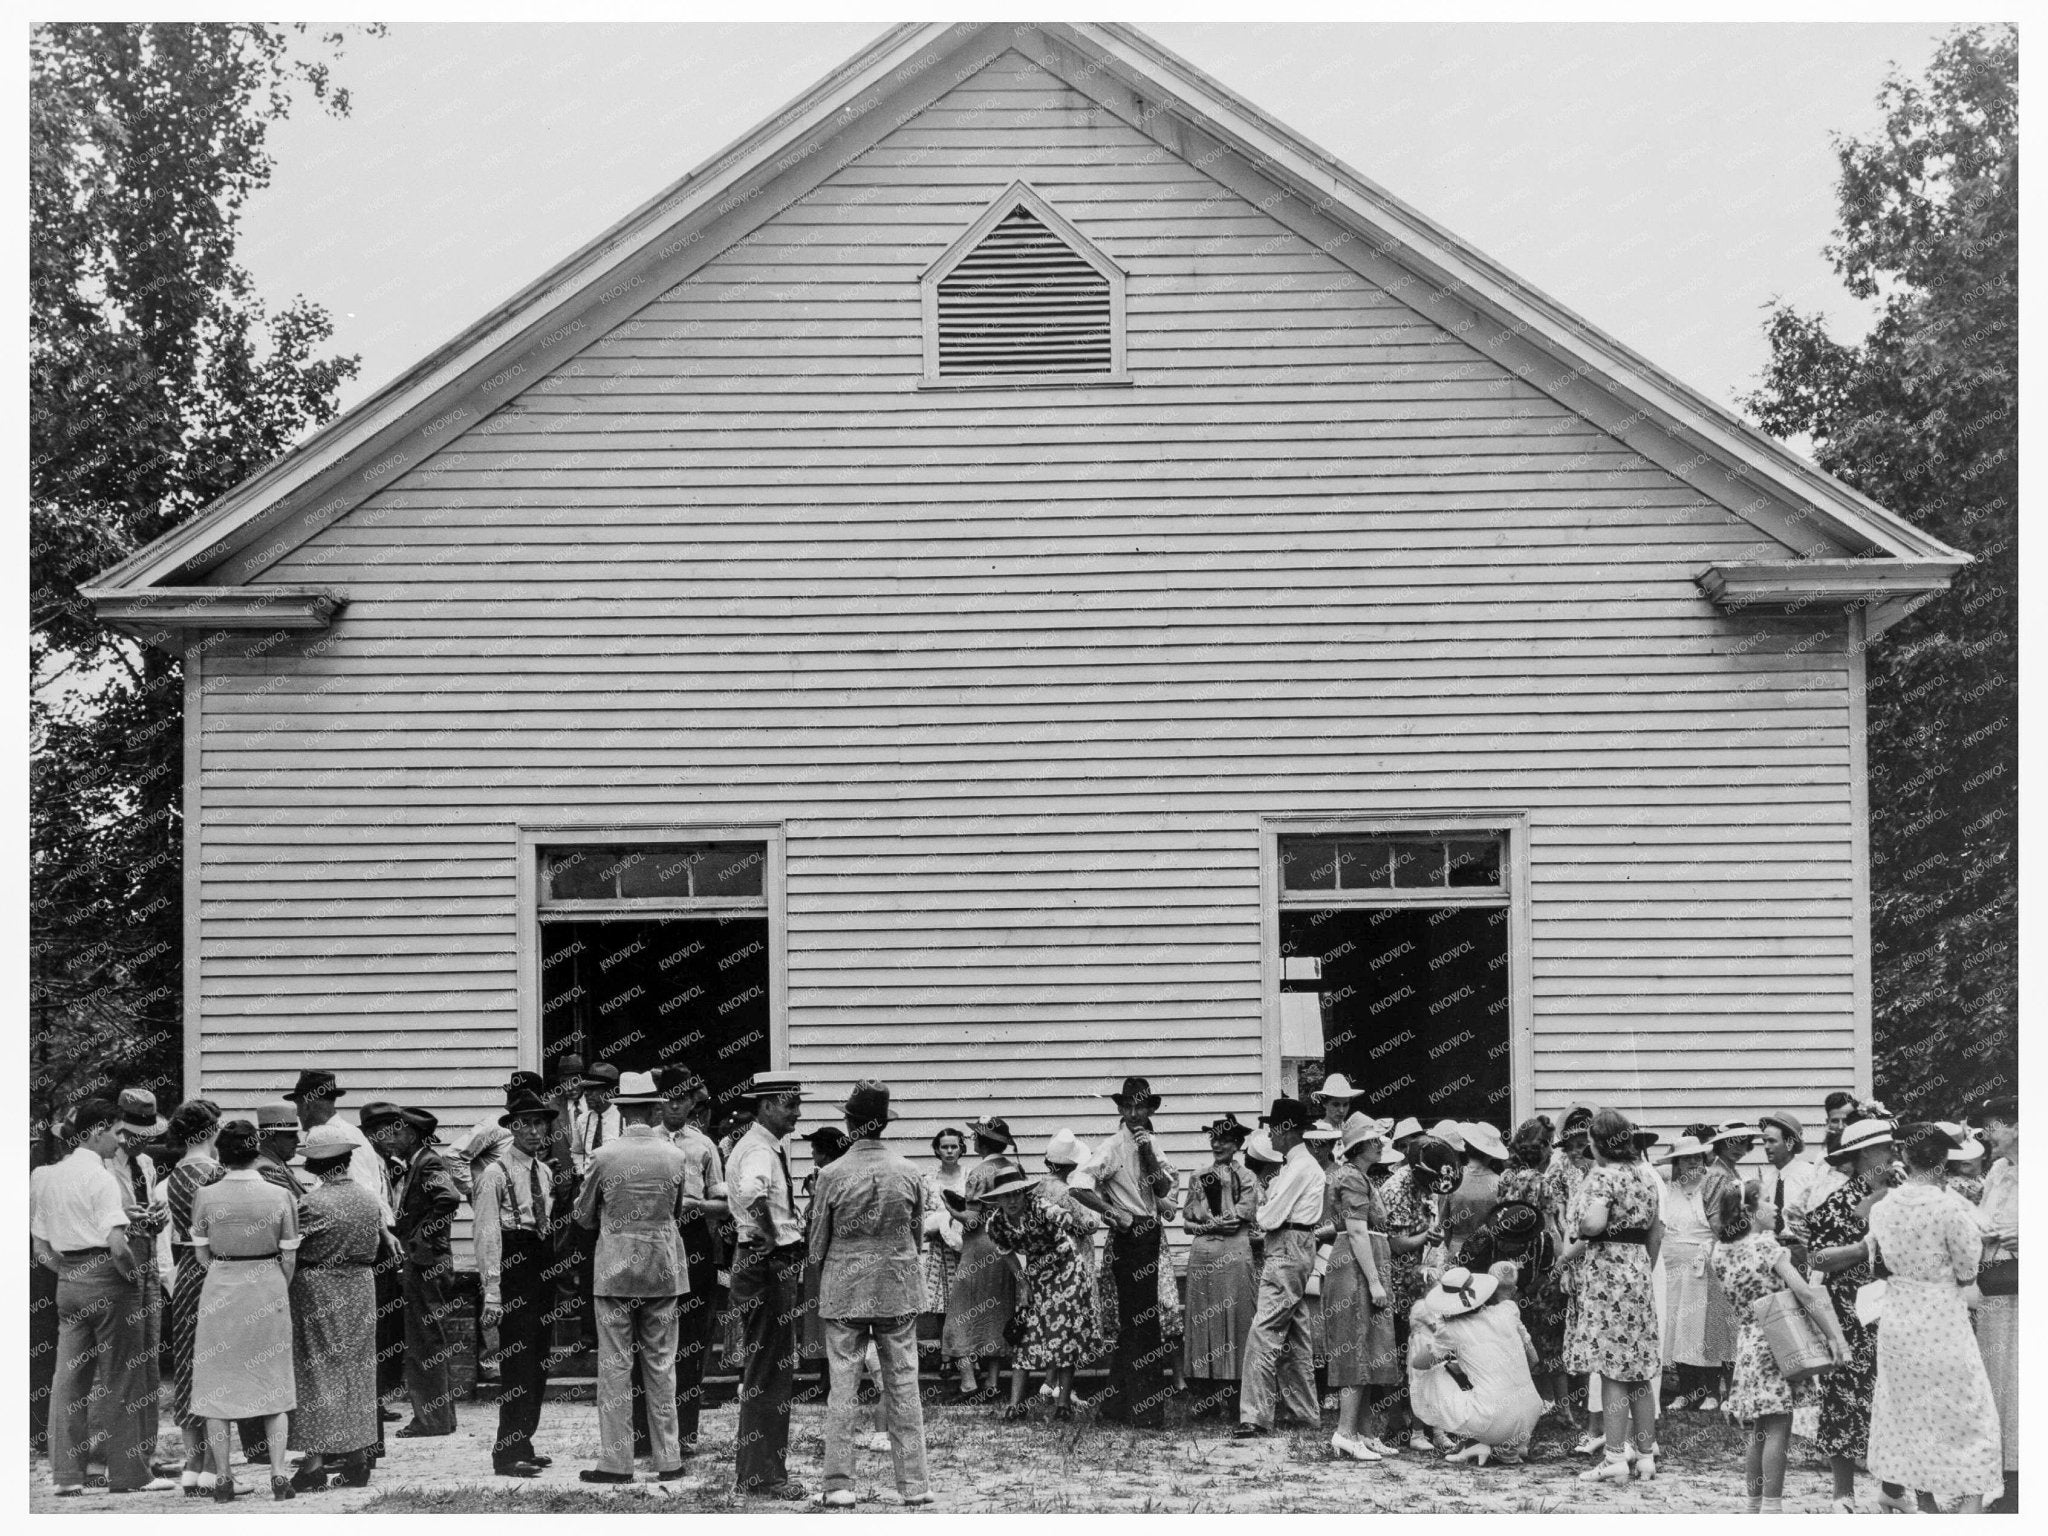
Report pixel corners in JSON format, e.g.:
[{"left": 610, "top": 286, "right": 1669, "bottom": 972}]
[
  {"left": 1376, "top": 1140, "right": 1406, "bottom": 1166},
  {"left": 611, "top": 1070, "right": 662, "bottom": 1104},
  {"left": 1462, "top": 1121, "right": 1510, "bottom": 1163},
  {"left": 805, "top": 1126, "right": 851, "bottom": 1160},
  {"left": 1942, "top": 1122, "right": 1985, "bottom": 1162},
  {"left": 255, "top": 1103, "right": 299, "bottom": 1132},
  {"left": 1487, "top": 1199, "right": 1544, "bottom": 1253},
  {"left": 743, "top": 1074, "right": 805, "bottom": 1103},
  {"left": 1303, "top": 1124, "right": 1341, "bottom": 1144},
  {"left": 578, "top": 1062, "right": 622, "bottom": 1091},
  {"left": 1107, "top": 1075, "right": 1163, "bottom": 1111},
  {"left": 1389, "top": 1115, "right": 1425, "bottom": 1143},
  {"left": 1202, "top": 1114, "right": 1251, "bottom": 1146},
  {"left": 1045, "top": 1128, "right": 1087, "bottom": 1164},
  {"left": 300, "top": 1123, "right": 357, "bottom": 1163},
  {"left": 1653, "top": 1135, "right": 1710, "bottom": 1164},
  {"left": 1827, "top": 1118, "right": 1897, "bottom": 1164},
  {"left": 844, "top": 1080, "right": 895, "bottom": 1136},
  {"left": 1259, "top": 1096, "right": 1314, "bottom": 1132},
  {"left": 284, "top": 1069, "right": 345, "bottom": 1105},
  {"left": 1243, "top": 1129, "right": 1281, "bottom": 1165},
  {"left": 1427, "top": 1119, "right": 1468, "bottom": 1154},
  {"left": 1895, "top": 1121, "right": 1961, "bottom": 1162},
  {"left": 66, "top": 1098, "right": 122, "bottom": 1137},
  {"left": 1708, "top": 1121, "right": 1757, "bottom": 1148},
  {"left": 499, "top": 1089, "right": 559, "bottom": 1128},
  {"left": 1757, "top": 1109, "right": 1805, "bottom": 1143},
  {"left": 1632, "top": 1129, "right": 1663, "bottom": 1154},
  {"left": 116, "top": 1087, "right": 169, "bottom": 1137},
  {"left": 359, "top": 1101, "right": 406, "bottom": 1134},
  {"left": 1427, "top": 1265, "right": 1499, "bottom": 1319},
  {"left": 1339, "top": 1111, "right": 1386, "bottom": 1159},
  {"left": 978, "top": 1170, "right": 1037, "bottom": 1202},
  {"left": 966, "top": 1114, "right": 1015, "bottom": 1149},
  {"left": 398, "top": 1106, "right": 441, "bottom": 1144},
  {"left": 1313, "top": 1073, "right": 1363, "bottom": 1102},
  {"left": 553, "top": 1054, "right": 586, "bottom": 1078}
]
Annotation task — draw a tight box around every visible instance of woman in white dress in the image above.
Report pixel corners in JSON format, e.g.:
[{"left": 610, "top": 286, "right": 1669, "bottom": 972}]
[
  {"left": 1865, "top": 1123, "right": 2003, "bottom": 1512},
  {"left": 1654, "top": 1135, "right": 1735, "bottom": 1410}
]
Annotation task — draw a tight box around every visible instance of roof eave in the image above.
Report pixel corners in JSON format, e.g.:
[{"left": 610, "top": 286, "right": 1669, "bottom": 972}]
[{"left": 1695, "top": 558, "right": 1968, "bottom": 636}]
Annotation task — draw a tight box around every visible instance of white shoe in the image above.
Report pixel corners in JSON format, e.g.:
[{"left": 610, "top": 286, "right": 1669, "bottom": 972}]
[
  {"left": 1038, "top": 1384, "right": 1055, "bottom": 1398},
  {"left": 814, "top": 1489, "right": 857, "bottom": 1508},
  {"left": 1573, "top": 1430, "right": 1606, "bottom": 1456},
  {"left": 859, "top": 1432, "right": 893, "bottom": 1453},
  {"left": 1330, "top": 1434, "right": 1382, "bottom": 1463},
  {"left": 1409, "top": 1429, "right": 1434, "bottom": 1453},
  {"left": 1633, "top": 1452, "right": 1656, "bottom": 1481},
  {"left": 1579, "top": 1452, "right": 1632, "bottom": 1485},
  {"left": 1696, "top": 1396, "right": 1719, "bottom": 1414},
  {"left": 884, "top": 1490, "right": 935, "bottom": 1506},
  {"left": 1362, "top": 1437, "right": 1401, "bottom": 1458}
]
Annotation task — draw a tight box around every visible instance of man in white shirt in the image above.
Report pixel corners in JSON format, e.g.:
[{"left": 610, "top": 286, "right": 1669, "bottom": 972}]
[
  {"left": 1235, "top": 1096, "right": 1323, "bottom": 1439},
  {"left": 1785, "top": 1091, "right": 1860, "bottom": 1246},
  {"left": 570, "top": 1063, "right": 623, "bottom": 1176},
  {"left": 1073, "top": 1075, "right": 1179, "bottom": 1429},
  {"left": 724, "top": 1075, "right": 807, "bottom": 1499},
  {"left": 32, "top": 1100, "right": 175, "bottom": 1495},
  {"left": 474, "top": 1090, "right": 562, "bottom": 1478},
  {"left": 448, "top": 1071, "right": 552, "bottom": 1201},
  {"left": 656, "top": 1069, "right": 729, "bottom": 1450},
  {"left": 1754, "top": 1109, "right": 1820, "bottom": 1263},
  {"left": 288, "top": 1070, "right": 395, "bottom": 1225}
]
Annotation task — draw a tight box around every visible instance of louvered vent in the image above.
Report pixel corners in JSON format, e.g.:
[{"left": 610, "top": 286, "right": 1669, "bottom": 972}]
[{"left": 936, "top": 206, "right": 1113, "bottom": 376}]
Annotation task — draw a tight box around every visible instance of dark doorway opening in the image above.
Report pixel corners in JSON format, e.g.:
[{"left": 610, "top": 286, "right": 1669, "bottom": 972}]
[
  {"left": 539, "top": 914, "right": 770, "bottom": 1104},
  {"left": 1281, "top": 905, "right": 1510, "bottom": 1127}
]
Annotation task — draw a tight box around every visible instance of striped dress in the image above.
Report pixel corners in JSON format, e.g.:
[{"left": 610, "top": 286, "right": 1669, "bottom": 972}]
[{"left": 166, "top": 1156, "right": 225, "bottom": 1429}]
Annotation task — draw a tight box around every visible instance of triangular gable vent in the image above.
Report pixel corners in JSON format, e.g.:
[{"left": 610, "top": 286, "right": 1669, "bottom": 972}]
[{"left": 921, "top": 182, "right": 1127, "bottom": 387}]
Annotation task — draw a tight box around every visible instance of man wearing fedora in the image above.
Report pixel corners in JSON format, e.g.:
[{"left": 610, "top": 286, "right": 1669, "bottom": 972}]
[
  {"left": 109, "top": 1088, "right": 172, "bottom": 1458},
  {"left": 1754, "top": 1111, "right": 1819, "bottom": 1264},
  {"left": 364, "top": 1102, "right": 462, "bottom": 1437},
  {"left": 474, "top": 1088, "right": 564, "bottom": 1477},
  {"left": 570, "top": 1071, "right": 695, "bottom": 1485},
  {"left": 1074, "top": 1075, "right": 1179, "bottom": 1428},
  {"left": 725, "top": 1074, "right": 809, "bottom": 1499},
  {"left": 569, "top": 1062, "right": 624, "bottom": 1177},
  {"left": 288, "top": 1071, "right": 394, "bottom": 1223},
  {"left": 1235, "top": 1096, "right": 1325, "bottom": 1439},
  {"left": 809, "top": 1080, "right": 931, "bottom": 1507}
]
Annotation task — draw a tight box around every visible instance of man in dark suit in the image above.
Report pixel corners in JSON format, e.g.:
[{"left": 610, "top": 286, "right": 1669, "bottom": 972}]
[{"left": 364, "top": 1102, "right": 462, "bottom": 1436}]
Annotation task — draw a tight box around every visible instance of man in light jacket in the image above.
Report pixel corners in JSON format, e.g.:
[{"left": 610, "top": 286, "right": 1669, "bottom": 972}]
[
  {"left": 808, "top": 1081, "right": 931, "bottom": 1508},
  {"left": 570, "top": 1071, "right": 696, "bottom": 1486}
]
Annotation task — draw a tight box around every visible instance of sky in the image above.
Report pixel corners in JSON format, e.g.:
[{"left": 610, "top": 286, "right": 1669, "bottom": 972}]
[{"left": 239, "top": 22, "right": 1950, "bottom": 418}]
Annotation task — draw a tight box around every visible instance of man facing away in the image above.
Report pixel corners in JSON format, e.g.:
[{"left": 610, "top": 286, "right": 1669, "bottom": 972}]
[
  {"left": 364, "top": 1102, "right": 462, "bottom": 1438},
  {"left": 724, "top": 1075, "right": 809, "bottom": 1499},
  {"left": 655, "top": 1069, "right": 728, "bottom": 1452},
  {"left": 571, "top": 1072, "right": 697, "bottom": 1486},
  {"left": 1235, "top": 1096, "right": 1324, "bottom": 1439},
  {"left": 809, "top": 1080, "right": 932, "bottom": 1508},
  {"left": 32, "top": 1100, "right": 176, "bottom": 1495}
]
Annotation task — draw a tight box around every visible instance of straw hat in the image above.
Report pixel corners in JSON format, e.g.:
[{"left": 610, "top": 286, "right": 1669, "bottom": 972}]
[
  {"left": 1389, "top": 1115, "right": 1426, "bottom": 1144},
  {"left": 1045, "top": 1128, "right": 1086, "bottom": 1165},
  {"left": 1427, "top": 1265, "right": 1499, "bottom": 1319},
  {"left": 1827, "top": 1118, "right": 1897, "bottom": 1164},
  {"left": 1339, "top": 1111, "right": 1386, "bottom": 1159},
  {"left": 978, "top": 1171, "right": 1037, "bottom": 1202},
  {"left": 1652, "top": 1135, "right": 1710, "bottom": 1164},
  {"left": 1242, "top": 1129, "right": 1281, "bottom": 1166},
  {"left": 1313, "top": 1073, "right": 1364, "bottom": 1102},
  {"left": 1462, "top": 1121, "right": 1510, "bottom": 1163},
  {"left": 1427, "top": 1119, "right": 1468, "bottom": 1154}
]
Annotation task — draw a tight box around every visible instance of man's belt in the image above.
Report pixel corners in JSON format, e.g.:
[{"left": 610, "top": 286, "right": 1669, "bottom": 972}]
[
  {"left": 57, "top": 1247, "right": 108, "bottom": 1258},
  {"left": 1271, "top": 1221, "right": 1319, "bottom": 1234}
]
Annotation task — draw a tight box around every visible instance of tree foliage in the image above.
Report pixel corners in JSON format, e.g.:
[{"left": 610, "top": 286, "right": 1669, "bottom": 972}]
[
  {"left": 29, "top": 23, "right": 378, "bottom": 1147},
  {"left": 1744, "top": 25, "right": 2017, "bottom": 1117}
]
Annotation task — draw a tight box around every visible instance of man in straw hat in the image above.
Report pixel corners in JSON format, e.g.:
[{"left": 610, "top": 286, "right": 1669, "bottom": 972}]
[
  {"left": 1234, "top": 1096, "right": 1324, "bottom": 1438},
  {"left": 809, "top": 1081, "right": 931, "bottom": 1508},
  {"left": 569, "top": 1071, "right": 696, "bottom": 1486},
  {"left": 364, "top": 1102, "right": 462, "bottom": 1438},
  {"left": 474, "top": 1087, "right": 562, "bottom": 1477},
  {"left": 724, "top": 1074, "right": 809, "bottom": 1499},
  {"left": 1074, "top": 1075, "right": 1179, "bottom": 1429}
]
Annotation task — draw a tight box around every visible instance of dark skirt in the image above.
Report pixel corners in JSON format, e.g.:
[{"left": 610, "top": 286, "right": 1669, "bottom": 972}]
[
  {"left": 288, "top": 1264, "right": 379, "bottom": 1454},
  {"left": 170, "top": 1251, "right": 208, "bottom": 1429},
  {"left": 1181, "top": 1233, "right": 1255, "bottom": 1379}
]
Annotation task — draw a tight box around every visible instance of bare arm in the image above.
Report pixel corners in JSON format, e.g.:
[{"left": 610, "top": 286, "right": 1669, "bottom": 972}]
[{"left": 1345, "top": 1216, "right": 1388, "bottom": 1299}]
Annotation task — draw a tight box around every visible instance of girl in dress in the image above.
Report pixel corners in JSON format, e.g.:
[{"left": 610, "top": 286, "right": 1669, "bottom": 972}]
[
  {"left": 1865, "top": 1123, "right": 2003, "bottom": 1513},
  {"left": 1561, "top": 1109, "right": 1664, "bottom": 1486},
  {"left": 921, "top": 1127, "right": 968, "bottom": 1366},
  {"left": 983, "top": 1171, "right": 1106, "bottom": 1421},
  {"left": 1710, "top": 1180, "right": 1846, "bottom": 1513}
]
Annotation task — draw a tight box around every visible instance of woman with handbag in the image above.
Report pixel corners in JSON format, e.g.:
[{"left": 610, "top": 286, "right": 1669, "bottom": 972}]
[
  {"left": 1324, "top": 1116, "right": 1397, "bottom": 1461},
  {"left": 1711, "top": 1180, "right": 1847, "bottom": 1513},
  {"left": 1865, "top": 1123, "right": 2003, "bottom": 1513},
  {"left": 1805, "top": 1116, "right": 1911, "bottom": 1512}
]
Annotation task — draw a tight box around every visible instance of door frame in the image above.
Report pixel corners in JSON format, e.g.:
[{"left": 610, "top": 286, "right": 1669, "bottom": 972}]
[
  {"left": 514, "top": 819, "right": 787, "bottom": 1075},
  {"left": 1257, "top": 810, "right": 1533, "bottom": 1121}
]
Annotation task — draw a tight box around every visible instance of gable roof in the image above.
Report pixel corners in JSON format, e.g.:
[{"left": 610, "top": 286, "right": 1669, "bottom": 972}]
[{"left": 86, "top": 21, "right": 1967, "bottom": 642}]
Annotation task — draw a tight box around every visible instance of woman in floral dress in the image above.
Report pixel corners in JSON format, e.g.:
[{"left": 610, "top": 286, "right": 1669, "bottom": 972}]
[
  {"left": 1711, "top": 1181, "right": 1846, "bottom": 1513},
  {"left": 165, "top": 1100, "right": 226, "bottom": 1492},
  {"left": 1561, "top": 1110, "right": 1664, "bottom": 1485},
  {"left": 1373, "top": 1135, "right": 1460, "bottom": 1452},
  {"left": 1804, "top": 1117, "right": 1911, "bottom": 1512},
  {"left": 1865, "top": 1124, "right": 2003, "bottom": 1512},
  {"left": 984, "top": 1174, "right": 1106, "bottom": 1421}
]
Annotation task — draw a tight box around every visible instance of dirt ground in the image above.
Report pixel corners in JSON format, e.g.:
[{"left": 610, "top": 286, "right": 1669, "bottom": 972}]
[{"left": 29, "top": 1391, "right": 1853, "bottom": 1514}]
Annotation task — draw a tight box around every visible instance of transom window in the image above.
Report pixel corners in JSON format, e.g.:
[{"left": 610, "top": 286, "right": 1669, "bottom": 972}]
[
  {"left": 1279, "top": 833, "right": 1504, "bottom": 897},
  {"left": 540, "top": 841, "right": 765, "bottom": 912}
]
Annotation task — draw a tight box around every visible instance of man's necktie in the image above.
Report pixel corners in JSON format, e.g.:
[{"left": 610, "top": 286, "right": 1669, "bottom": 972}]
[
  {"left": 529, "top": 1158, "right": 550, "bottom": 1235},
  {"left": 590, "top": 1111, "right": 605, "bottom": 1152},
  {"left": 127, "top": 1154, "right": 148, "bottom": 1205}
]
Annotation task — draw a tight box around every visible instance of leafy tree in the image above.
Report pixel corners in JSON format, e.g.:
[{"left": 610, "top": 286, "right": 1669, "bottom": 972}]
[
  {"left": 30, "top": 23, "right": 379, "bottom": 1150},
  {"left": 1745, "top": 25, "right": 2017, "bottom": 1118}
]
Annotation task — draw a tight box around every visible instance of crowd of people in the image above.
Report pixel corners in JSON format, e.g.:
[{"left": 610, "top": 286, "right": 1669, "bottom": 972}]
[{"left": 30, "top": 1062, "right": 2020, "bottom": 1512}]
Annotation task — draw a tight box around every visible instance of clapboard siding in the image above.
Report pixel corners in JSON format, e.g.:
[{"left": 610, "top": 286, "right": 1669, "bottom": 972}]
[{"left": 194, "top": 46, "right": 1860, "bottom": 1239}]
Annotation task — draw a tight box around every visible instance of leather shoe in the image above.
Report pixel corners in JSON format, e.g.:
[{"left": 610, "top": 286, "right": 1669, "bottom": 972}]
[
  {"left": 1232, "top": 1424, "right": 1267, "bottom": 1439},
  {"left": 749, "top": 1479, "right": 809, "bottom": 1500},
  {"left": 394, "top": 1423, "right": 449, "bottom": 1439},
  {"left": 655, "top": 1466, "right": 697, "bottom": 1482},
  {"left": 527, "top": 1455, "right": 552, "bottom": 1467},
  {"left": 578, "top": 1468, "right": 636, "bottom": 1484},
  {"left": 378, "top": 1407, "right": 401, "bottom": 1423},
  {"left": 493, "top": 1461, "right": 543, "bottom": 1479}
]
